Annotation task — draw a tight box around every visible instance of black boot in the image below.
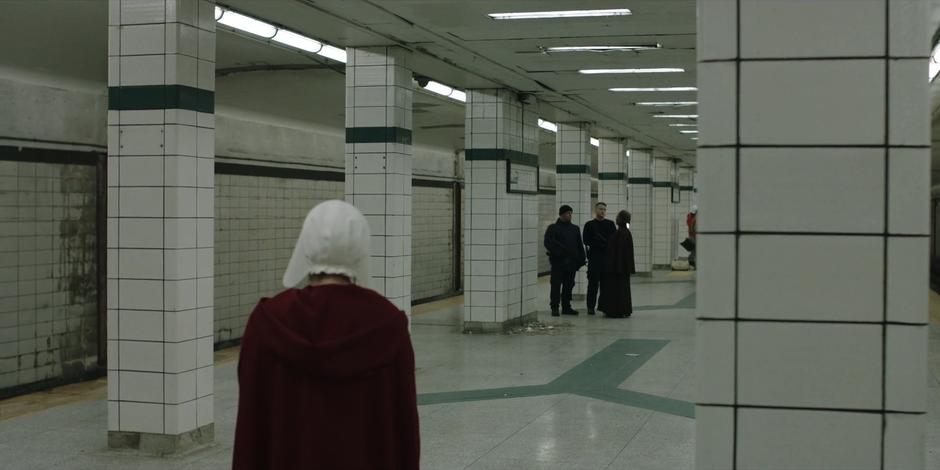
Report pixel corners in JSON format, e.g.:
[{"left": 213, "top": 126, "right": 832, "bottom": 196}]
[
  {"left": 551, "top": 307, "right": 560, "bottom": 317},
  {"left": 587, "top": 309, "right": 596, "bottom": 315},
  {"left": 562, "top": 307, "right": 579, "bottom": 316}
]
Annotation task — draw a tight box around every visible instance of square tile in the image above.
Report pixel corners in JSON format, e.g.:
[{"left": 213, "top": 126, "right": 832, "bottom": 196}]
[
  {"left": 695, "top": 234, "right": 735, "bottom": 319},
  {"left": 696, "top": 320, "right": 735, "bottom": 404},
  {"left": 197, "top": 28, "right": 215, "bottom": 61},
  {"left": 164, "top": 339, "right": 197, "bottom": 373},
  {"left": 890, "top": 59, "right": 930, "bottom": 146},
  {"left": 196, "top": 127, "right": 214, "bottom": 158},
  {"left": 120, "top": 55, "right": 165, "bottom": 87},
  {"left": 738, "top": 322, "right": 882, "bottom": 409},
  {"left": 118, "top": 125, "right": 165, "bottom": 156},
  {"left": 697, "top": 0, "right": 737, "bottom": 61},
  {"left": 120, "top": 23, "right": 166, "bottom": 56},
  {"left": 165, "top": 279, "right": 197, "bottom": 311},
  {"left": 884, "top": 413, "right": 927, "bottom": 469},
  {"left": 890, "top": 0, "right": 930, "bottom": 57},
  {"left": 197, "top": 59, "right": 214, "bottom": 91},
  {"left": 739, "top": 235, "right": 883, "bottom": 322},
  {"left": 165, "top": 124, "right": 197, "bottom": 157},
  {"left": 196, "top": 307, "right": 213, "bottom": 337},
  {"left": 740, "top": 0, "right": 885, "bottom": 58},
  {"left": 118, "top": 218, "right": 163, "bottom": 249},
  {"left": 164, "top": 309, "right": 197, "bottom": 343},
  {"left": 889, "top": 148, "right": 930, "bottom": 234},
  {"left": 197, "top": 395, "right": 213, "bottom": 427},
  {"left": 694, "top": 148, "right": 735, "bottom": 233},
  {"left": 886, "top": 237, "right": 929, "bottom": 324},
  {"left": 196, "top": 365, "right": 212, "bottom": 398},
  {"left": 108, "top": 401, "right": 120, "bottom": 431},
  {"left": 165, "top": 400, "right": 198, "bottom": 435},
  {"left": 739, "top": 148, "right": 884, "bottom": 232},
  {"left": 164, "top": 248, "right": 197, "bottom": 280},
  {"left": 118, "top": 248, "right": 164, "bottom": 279},
  {"left": 698, "top": 62, "right": 736, "bottom": 146},
  {"left": 118, "top": 309, "right": 163, "bottom": 342},
  {"left": 118, "top": 279, "right": 164, "bottom": 310},
  {"left": 119, "top": 370, "right": 164, "bottom": 402},
  {"left": 196, "top": 335, "right": 213, "bottom": 368},
  {"left": 120, "top": 0, "right": 166, "bottom": 26},
  {"left": 164, "top": 369, "right": 196, "bottom": 404},
  {"left": 886, "top": 325, "right": 928, "bottom": 412},
  {"left": 164, "top": 218, "right": 197, "bottom": 248},
  {"left": 119, "top": 340, "right": 164, "bottom": 372},
  {"left": 119, "top": 401, "right": 164, "bottom": 434},
  {"left": 740, "top": 60, "right": 885, "bottom": 145},
  {"left": 164, "top": 155, "right": 197, "bottom": 187},
  {"left": 695, "top": 405, "right": 734, "bottom": 469},
  {"left": 737, "top": 408, "right": 881, "bottom": 469}
]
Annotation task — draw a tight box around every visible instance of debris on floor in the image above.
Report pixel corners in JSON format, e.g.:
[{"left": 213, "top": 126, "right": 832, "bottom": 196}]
[{"left": 506, "top": 320, "right": 573, "bottom": 336}]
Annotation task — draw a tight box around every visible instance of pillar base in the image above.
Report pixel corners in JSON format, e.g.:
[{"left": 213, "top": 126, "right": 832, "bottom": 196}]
[
  {"left": 463, "top": 311, "right": 539, "bottom": 334},
  {"left": 108, "top": 424, "right": 214, "bottom": 456},
  {"left": 633, "top": 272, "right": 654, "bottom": 278}
]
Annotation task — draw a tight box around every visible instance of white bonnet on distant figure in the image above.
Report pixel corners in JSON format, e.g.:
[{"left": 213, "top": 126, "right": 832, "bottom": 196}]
[
  {"left": 282, "top": 200, "right": 372, "bottom": 289},
  {"left": 691, "top": 205, "right": 698, "bottom": 214}
]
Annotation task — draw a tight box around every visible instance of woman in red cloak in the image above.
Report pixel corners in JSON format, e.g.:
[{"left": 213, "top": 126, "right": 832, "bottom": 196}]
[{"left": 233, "top": 200, "right": 419, "bottom": 469}]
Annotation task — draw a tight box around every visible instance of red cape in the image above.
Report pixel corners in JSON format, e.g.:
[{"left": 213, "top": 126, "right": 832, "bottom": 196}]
[{"left": 233, "top": 284, "right": 420, "bottom": 469}]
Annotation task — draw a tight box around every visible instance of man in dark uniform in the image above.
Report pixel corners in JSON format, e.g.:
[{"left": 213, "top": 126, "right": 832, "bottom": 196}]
[
  {"left": 544, "top": 205, "right": 586, "bottom": 316},
  {"left": 582, "top": 202, "right": 617, "bottom": 315}
]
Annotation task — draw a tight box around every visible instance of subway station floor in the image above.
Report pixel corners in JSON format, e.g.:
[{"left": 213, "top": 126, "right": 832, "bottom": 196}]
[{"left": 1, "top": 272, "right": 939, "bottom": 469}]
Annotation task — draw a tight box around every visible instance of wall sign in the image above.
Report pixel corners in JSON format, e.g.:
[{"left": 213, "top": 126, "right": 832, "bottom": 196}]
[{"left": 506, "top": 161, "right": 538, "bottom": 194}]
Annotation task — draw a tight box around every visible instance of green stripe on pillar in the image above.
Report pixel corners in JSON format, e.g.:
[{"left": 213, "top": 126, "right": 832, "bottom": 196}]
[
  {"left": 346, "top": 127, "right": 413, "bottom": 145},
  {"left": 556, "top": 164, "right": 589, "bottom": 174},
  {"left": 680, "top": 185, "right": 694, "bottom": 191},
  {"left": 598, "top": 172, "right": 625, "bottom": 180},
  {"left": 465, "top": 148, "right": 538, "bottom": 168},
  {"left": 108, "top": 85, "right": 214, "bottom": 113},
  {"left": 652, "top": 181, "right": 673, "bottom": 188},
  {"left": 628, "top": 177, "right": 652, "bottom": 184}
]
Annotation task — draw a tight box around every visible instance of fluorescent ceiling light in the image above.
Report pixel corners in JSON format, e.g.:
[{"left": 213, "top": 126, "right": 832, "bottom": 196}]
[
  {"left": 218, "top": 10, "right": 277, "bottom": 38},
  {"left": 317, "top": 44, "right": 347, "bottom": 63},
  {"left": 679, "top": 130, "right": 699, "bottom": 134},
  {"left": 421, "top": 80, "right": 466, "bottom": 103},
  {"left": 424, "top": 81, "right": 453, "bottom": 96},
  {"left": 580, "top": 68, "right": 684, "bottom": 74},
  {"left": 272, "top": 30, "right": 322, "bottom": 54},
  {"left": 636, "top": 101, "right": 697, "bottom": 107},
  {"left": 538, "top": 119, "right": 558, "bottom": 133},
  {"left": 449, "top": 89, "right": 467, "bottom": 103},
  {"left": 214, "top": 6, "right": 224, "bottom": 20},
  {"left": 590, "top": 138, "right": 600, "bottom": 147},
  {"left": 609, "top": 87, "right": 697, "bottom": 92},
  {"left": 691, "top": 137, "right": 699, "bottom": 140},
  {"left": 547, "top": 45, "right": 660, "bottom": 52},
  {"left": 930, "top": 42, "right": 940, "bottom": 82},
  {"left": 668, "top": 123, "right": 697, "bottom": 127},
  {"left": 653, "top": 114, "right": 698, "bottom": 119},
  {"left": 489, "top": 9, "right": 632, "bottom": 20}
]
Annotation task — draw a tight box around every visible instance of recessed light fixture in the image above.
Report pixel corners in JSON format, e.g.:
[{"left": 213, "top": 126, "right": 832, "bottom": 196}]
[
  {"left": 930, "top": 41, "right": 940, "bottom": 82},
  {"left": 546, "top": 44, "right": 660, "bottom": 53},
  {"left": 218, "top": 10, "right": 277, "bottom": 38},
  {"left": 610, "top": 87, "right": 697, "bottom": 92},
  {"left": 668, "top": 123, "right": 697, "bottom": 127},
  {"left": 636, "top": 101, "right": 698, "bottom": 107},
  {"left": 653, "top": 114, "right": 699, "bottom": 119},
  {"left": 538, "top": 119, "right": 558, "bottom": 133},
  {"left": 590, "top": 138, "right": 600, "bottom": 147},
  {"left": 691, "top": 137, "right": 699, "bottom": 140},
  {"left": 489, "top": 9, "right": 632, "bottom": 20},
  {"left": 580, "top": 68, "right": 683, "bottom": 75},
  {"left": 679, "top": 130, "right": 699, "bottom": 134}
]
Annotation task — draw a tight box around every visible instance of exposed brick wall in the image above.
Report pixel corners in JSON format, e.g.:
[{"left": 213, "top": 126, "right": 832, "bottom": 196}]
[
  {"left": 411, "top": 186, "right": 455, "bottom": 301},
  {"left": 213, "top": 174, "right": 343, "bottom": 343},
  {"left": 0, "top": 160, "right": 99, "bottom": 390}
]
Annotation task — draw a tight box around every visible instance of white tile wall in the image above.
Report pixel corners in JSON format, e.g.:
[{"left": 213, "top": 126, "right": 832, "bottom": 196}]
[
  {"left": 107, "top": 0, "right": 216, "bottom": 436},
  {"left": 697, "top": 0, "right": 930, "bottom": 465},
  {"left": 555, "top": 123, "right": 592, "bottom": 296},
  {"left": 627, "top": 149, "right": 653, "bottom": 273}
]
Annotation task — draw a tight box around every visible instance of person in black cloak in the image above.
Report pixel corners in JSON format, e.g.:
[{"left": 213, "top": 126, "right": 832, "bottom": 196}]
[{"left": 598, "top": 210, "right": 636, "bottom": 318}]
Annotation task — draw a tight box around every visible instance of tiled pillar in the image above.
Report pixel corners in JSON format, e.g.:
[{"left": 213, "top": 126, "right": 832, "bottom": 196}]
[
  {"left": 555, "top": 123, "right": 593, "bottom": 297},
  {"left": 106, "top": 0, "right": 216, "bottom": 452},
  {"left": 462, "top": 90, "right": 539, "bottom": 332},
  {"left": 627, "top": 148, "right": 653, "bottom": 274},
  {"left": 678, "top": 167, "right": 693, "bottom": 245},
  {"left": 696, "top": 1, "right": 930, "bottom": 468},
  {"left": 344, "top": 47, "right": 413, "bottom": 314},
  {"left": 598, "top": 138, "right": 628, "bottom": 216},
  {"left": 652, "top": 157, "right": 677, "bottom": 267}
]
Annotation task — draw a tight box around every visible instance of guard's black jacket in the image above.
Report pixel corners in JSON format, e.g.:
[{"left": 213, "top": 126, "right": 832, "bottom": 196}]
[{"left": 544, "top": 219, "right": 586, "bottom": 271}]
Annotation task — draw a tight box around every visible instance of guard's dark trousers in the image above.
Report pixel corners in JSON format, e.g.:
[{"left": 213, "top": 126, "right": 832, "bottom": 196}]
[{"left": 550, "top": 268, "right": 577, "bottom": 310}]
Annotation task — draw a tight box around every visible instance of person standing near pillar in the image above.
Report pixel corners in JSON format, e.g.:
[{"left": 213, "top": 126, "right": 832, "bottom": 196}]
[
  {"left": 544, "top": 205, "right": 586, "bottom": 316},
  {"left": 582, "top": 202, "right": 617, "bottom": 315},
  {"left": 599, "top": 210, "right": 636, "bottom": 318},
  {"left": 686, "top": 205, "right": 697, "bottom": 268}
]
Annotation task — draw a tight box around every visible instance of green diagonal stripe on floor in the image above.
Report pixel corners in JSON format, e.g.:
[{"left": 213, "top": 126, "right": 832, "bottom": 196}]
[{"left": 416, "top": 338, "right": 695, "bottom": 418}]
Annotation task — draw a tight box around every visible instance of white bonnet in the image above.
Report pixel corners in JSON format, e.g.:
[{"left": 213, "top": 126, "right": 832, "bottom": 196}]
[{"left": 282, "top": 200, "right": 372, "bottom": 289}]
